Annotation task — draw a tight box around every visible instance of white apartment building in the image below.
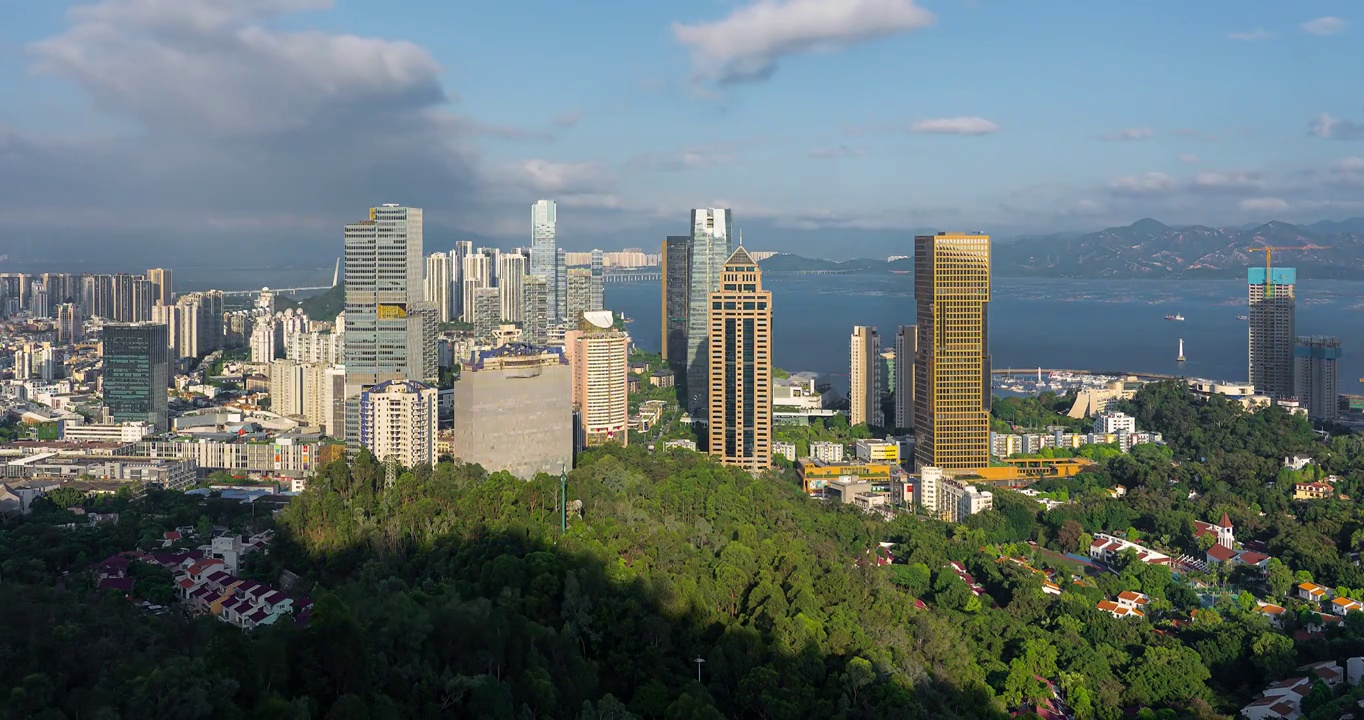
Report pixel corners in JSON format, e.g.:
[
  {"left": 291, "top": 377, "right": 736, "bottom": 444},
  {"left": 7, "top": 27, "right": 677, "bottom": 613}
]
[
  {"left": 810, "top": 441, "right": 844, "bottom": 463},
  {"left": 62, "top": 422, "right": 156, "bottom": 443},
  {"left": 1094, "top": 411, "right": 1136, "bottom": 435},
  {"left": 850, "top": 326, "right": 881, "bottom": 427},
  {"left": 358, "top": 380, "right": 438, "bottom": 468},
  {"left": 424, "top": 252, "right": 452, "bottom": 323},
  {"left": 249, "top": 321, "right": 275, "bottom": 364},
  {"left": 911, "top": 466, "right": 993, "bottom": 522}
]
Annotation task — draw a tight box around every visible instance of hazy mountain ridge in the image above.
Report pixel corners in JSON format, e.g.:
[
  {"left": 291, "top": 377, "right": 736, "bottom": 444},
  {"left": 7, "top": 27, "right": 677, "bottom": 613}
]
[
  {"left": 993, "top": 217, "right": 1364, "bottom": 279},
  {"left": 755, "top": 218, "right": 1364, "bottom": 279}
]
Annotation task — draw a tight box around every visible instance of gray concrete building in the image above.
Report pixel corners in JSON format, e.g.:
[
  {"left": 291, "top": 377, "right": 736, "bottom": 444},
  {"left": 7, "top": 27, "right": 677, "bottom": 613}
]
[{"left": 451, "top": 344, "right": 572, "bottom": 479}]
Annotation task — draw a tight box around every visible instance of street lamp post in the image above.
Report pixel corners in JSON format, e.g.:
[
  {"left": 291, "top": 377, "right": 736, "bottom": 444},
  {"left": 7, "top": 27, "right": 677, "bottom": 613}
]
[{"left": 694, "top": 655, "right": 706, "bottom": 683}]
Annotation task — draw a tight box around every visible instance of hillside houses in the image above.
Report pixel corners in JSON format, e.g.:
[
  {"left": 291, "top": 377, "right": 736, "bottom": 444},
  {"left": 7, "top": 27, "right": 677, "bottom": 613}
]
[{"left": 92, "top": 530, "right": 307, "bottom": 631}]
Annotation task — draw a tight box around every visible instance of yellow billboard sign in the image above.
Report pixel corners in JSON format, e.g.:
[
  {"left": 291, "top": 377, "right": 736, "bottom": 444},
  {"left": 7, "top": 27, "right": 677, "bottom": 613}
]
[{"left": 377, "top": 303, "right": 408, "bottom": 320}]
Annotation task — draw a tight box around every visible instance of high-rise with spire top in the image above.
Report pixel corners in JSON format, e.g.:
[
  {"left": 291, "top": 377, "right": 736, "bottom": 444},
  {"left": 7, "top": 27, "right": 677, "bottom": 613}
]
[{"left": 708, "top": 245, "right": 771, "bottom": 471}]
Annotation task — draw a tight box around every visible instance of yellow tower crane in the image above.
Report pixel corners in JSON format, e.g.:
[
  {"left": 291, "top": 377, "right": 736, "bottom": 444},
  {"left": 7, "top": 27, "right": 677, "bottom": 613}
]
[{"left": 1247, "top": 246, "right": 1325, "bottom": 298}]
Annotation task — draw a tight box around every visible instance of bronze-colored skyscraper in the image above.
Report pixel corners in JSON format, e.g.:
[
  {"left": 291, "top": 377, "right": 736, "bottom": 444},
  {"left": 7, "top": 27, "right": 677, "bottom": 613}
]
[
  {"left": 708, "top": 247, "right": 771, "bottom": 471},
  {"left": 913, "top": 233, "right": 991, "bottom": 471}
]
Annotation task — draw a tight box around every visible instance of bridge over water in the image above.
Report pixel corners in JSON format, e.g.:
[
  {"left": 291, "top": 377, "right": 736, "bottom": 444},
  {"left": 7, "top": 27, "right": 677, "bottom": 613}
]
[{"left": 992, "top": 368, "right": 1181, "bottom": 381}]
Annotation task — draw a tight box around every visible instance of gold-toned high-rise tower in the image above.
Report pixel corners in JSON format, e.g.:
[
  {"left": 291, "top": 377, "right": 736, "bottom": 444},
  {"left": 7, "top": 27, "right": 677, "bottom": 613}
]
[
  {"left": 912, "top": 233, "right": 991, "bottom": 471},
  {"left": 708, "top": 247, "right": 772, "bottom": 471}
]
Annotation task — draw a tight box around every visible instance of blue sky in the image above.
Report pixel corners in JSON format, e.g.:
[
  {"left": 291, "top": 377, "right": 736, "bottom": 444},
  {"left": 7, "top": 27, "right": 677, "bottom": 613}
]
[{"left": 0, "top": 0, "right": 1361, "bottom": 261}]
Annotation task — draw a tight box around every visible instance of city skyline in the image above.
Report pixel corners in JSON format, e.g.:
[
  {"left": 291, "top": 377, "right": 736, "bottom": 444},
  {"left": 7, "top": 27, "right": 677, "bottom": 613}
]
[{"left": 2, "top": 1, "right": 1362, "bottom": 266}]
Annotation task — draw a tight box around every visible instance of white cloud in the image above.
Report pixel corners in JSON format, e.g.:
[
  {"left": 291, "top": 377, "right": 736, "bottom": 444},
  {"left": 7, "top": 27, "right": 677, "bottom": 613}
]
[
  {"left": 1240, "top": 197, "right": 1290, "bottom": 212},
  {"left": 1302, "top": 16, "right": 1348, "bottom": 36},
  {"left": 1179, "top": 153, "right": 1200, "bottom": 163},
  {"left": 1193, "top": 170, "right": 1266, "bottom": 191},
  {"left": 510, "top": 159, "right": 615, "bottom": 195},
  {"left": 552, "top": 111, "right": 581, "bottom": 128},
  {"left": 1108, "top": 172, "right": 1176, "bottom": 195},
  {"left": 1339, "top": 157, "right": 1364, "bottom": 172},
  {"left": 808, "top": 144, "right": 866, "bottom": 158},
  {"left": 673, "top": 0, "right": 934, "bottom": 84},
  {"left": 909, "top": 116, "right": 999, "bottom": 135},
  {"left": 1310, "top": 113, "right": 1364, "bottom": 140},
  {"left": 1098, "top": 128, "right": 1154, "bottom": 141},
  {"left": 1227, "top": 28, "right": 1274, "bottom": 41}
]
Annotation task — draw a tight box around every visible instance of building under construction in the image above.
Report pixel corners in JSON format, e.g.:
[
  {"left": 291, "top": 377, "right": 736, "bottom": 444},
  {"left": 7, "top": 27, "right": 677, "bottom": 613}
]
[{"left": 1248, "top": 267, "right": 1296, "bottom": 400}]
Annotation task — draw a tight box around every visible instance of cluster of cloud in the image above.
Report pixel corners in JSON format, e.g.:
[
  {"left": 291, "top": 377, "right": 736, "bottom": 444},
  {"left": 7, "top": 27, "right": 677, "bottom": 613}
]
[
  {"left": 909, "top": 117, "right": 999, "bottom": 135},
  {"left": 1229, "top": 16, "right": 1348, "bottom": 40},
  {"left": 1098, "top": 128, "right": 1154, "bottom": 142},
  {"left": 1311, "top": 113, "right": 1364, "bottom": 140},
  {"left": 672, "top": 0, "right": 933, "bottom": 84}
]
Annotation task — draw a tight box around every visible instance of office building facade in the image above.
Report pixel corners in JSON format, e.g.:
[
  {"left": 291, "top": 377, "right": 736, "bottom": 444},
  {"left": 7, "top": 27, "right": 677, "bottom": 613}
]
[
  {"left": 103, "top": 322, "right": 170, "bottom": 431},
  {"left": 708, "top": 247, "right": 772, "bottom": 471},
  {"left": 1248, "top": 267, "right": 1296, "bottom": 400},
  {"left": 913, "top": 233, "right": 991, "bottom": 471},
  {"left": 685, "top": 208, "right": 734, "bottom": 414},
  {"left": 358, "top": 380, "right": 439, "bottom": 469},
  {"left": 661, "top": 235, "right": 691, "bottom": 367},
  {"left": 1294, "top": 335, "right": 1341, "bottom": 421},
  {"left": 565, "top": 267, "right": 593, "bottom": 323},
  {"left": 57, "top": 303, "right": 83, "bottom": 344},
  {"left": 343, "top": 205, "right": 425, "bottom": 443},
  {"left": 850, "top": 326, "right": 882, "bottom": 427}
]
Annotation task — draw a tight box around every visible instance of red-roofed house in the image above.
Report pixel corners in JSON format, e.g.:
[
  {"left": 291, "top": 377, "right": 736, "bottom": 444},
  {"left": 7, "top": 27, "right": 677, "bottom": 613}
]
[
  {"left": 1098, "top": 599, "right": 1145, "bottom": 619},
  {"left": 1116, "top": 590, "right": 1150, "bottom": 611},
  {"left": 161, "top": 530, "right": 182, "bottom": 548},
  {"left": 1205, "top": 543, "right": 1238, "bottom": 566},
  {"left": 1234, "top": 551, "right": 1271, "bottom": 571},
  {"left": 1300, "top": 660, "right": 1344, "bottom": 686}
]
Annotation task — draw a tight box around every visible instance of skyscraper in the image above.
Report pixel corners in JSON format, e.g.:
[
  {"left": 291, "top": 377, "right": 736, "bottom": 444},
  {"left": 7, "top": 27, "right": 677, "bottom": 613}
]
[
  {"left": 531, "top": 200, "right": 559, "bottom": 319},
  {"left": 894, "top": 324, "right": 916, "bottom": 429},
  {"left": 850, "top": 326, "right": 882, "bottom": 427},
  {"left": 661, "top": 235, "right": 692, "bottom": 369},
  {"left": 146, "top": 268, "right": 173, "bottom": 306},
  {"left": 461, "top": 253, "right": 491, "bottom": 323},
  {"left": 565, "top": 311, "right": 630, "bottom": 448},
  {"left": 913, "top": 233, "right": 991, "bottom": 471},
  {"left": 1248, "top": 267, "right": 1296, "bottom": 400},
  {"left": 424, "top": 252, "right": 452, "bottom": 322},
  {"left": 1294, "top": 336, "right": 1340, "bottom": 421},
  {"left": 590, "top": 249, "right": 605, "bottom": 311},
  {"left": 472, "top": 287, "right": 501, "bottom": 340},
  {"left": 57, "top": 303, "right": 83, "bottom": 344},
  {"left": 451, "top": 240, "right": 473, "bottom": 320},
  {"left": 708, "top": 247, "right": 771, "bottom": 471},
  {"left": 103, "top": 322, "right": 170, "bottom": 431},
  {"left": 686, "top": 208, "right": 734, "bottom": 414},
  {"left": 498, "top": 252, "right": 527, "bottom": 322},
  {"left": 555, "top": 247, "right": 568, "bottom": 321},
  {"left": 565, "top": 267, "right": 593, "bottom": 323},
  {"left": 343, "top": 204, "right": 425, "bottom": 442},
  {"left": 522, "top": 276, "right": 549, "bottom": 345},
  {"left": 131, "top": 278, "right": 156, "bottom": 322}
]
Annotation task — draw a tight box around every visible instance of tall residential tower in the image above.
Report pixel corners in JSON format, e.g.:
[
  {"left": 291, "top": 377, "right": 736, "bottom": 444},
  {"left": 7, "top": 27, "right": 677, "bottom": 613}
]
[
  {"left": 850, "top": 326, "right": 882, "bottom": 427},
  {"left": 531, "top": 200, "right": 559, "bottom": 319},
  {"left": 1248, "top": 267, "right": 1296, "bottom": 400},
  {"left": 913, "top": 233, "right": 991, "bottom": 471},
  {"left": 661, "top": 235, "right": 692, "bottom": 369}
]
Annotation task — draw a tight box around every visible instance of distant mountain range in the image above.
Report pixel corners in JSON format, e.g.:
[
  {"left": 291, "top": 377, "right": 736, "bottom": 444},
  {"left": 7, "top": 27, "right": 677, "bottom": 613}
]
[{"left": 757, "top": 218, "right": 1364, "bottom": 279}]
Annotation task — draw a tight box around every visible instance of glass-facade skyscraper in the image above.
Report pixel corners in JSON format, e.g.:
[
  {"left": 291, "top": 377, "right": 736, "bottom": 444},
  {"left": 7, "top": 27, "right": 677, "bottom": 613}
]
[
  {"left": 685, "top": 208, "right": 733, "bottom": 415},
  {"left": 530, "top": 200, "right": 559, "bottom": 319},
  {"left": 661, "top": 235, "right": 692, "bottom": 371},
  {"left": 343, "top": 204, "right": 425, "bottom": 443},
  {"left": 103, "top": 322, "right": 170, "bottom": 431}
]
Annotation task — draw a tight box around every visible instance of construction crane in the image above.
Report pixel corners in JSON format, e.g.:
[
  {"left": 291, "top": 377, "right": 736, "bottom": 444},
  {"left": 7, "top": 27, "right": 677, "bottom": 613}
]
[{"left": 1247, "top": 245, "right": 1326, "bottom": 298}]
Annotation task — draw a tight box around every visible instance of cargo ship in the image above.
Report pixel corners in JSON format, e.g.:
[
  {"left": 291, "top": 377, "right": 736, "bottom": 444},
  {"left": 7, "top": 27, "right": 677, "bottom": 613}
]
[{"left": 1165, "top": 313, "right": 1184, "bottom": 321}]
